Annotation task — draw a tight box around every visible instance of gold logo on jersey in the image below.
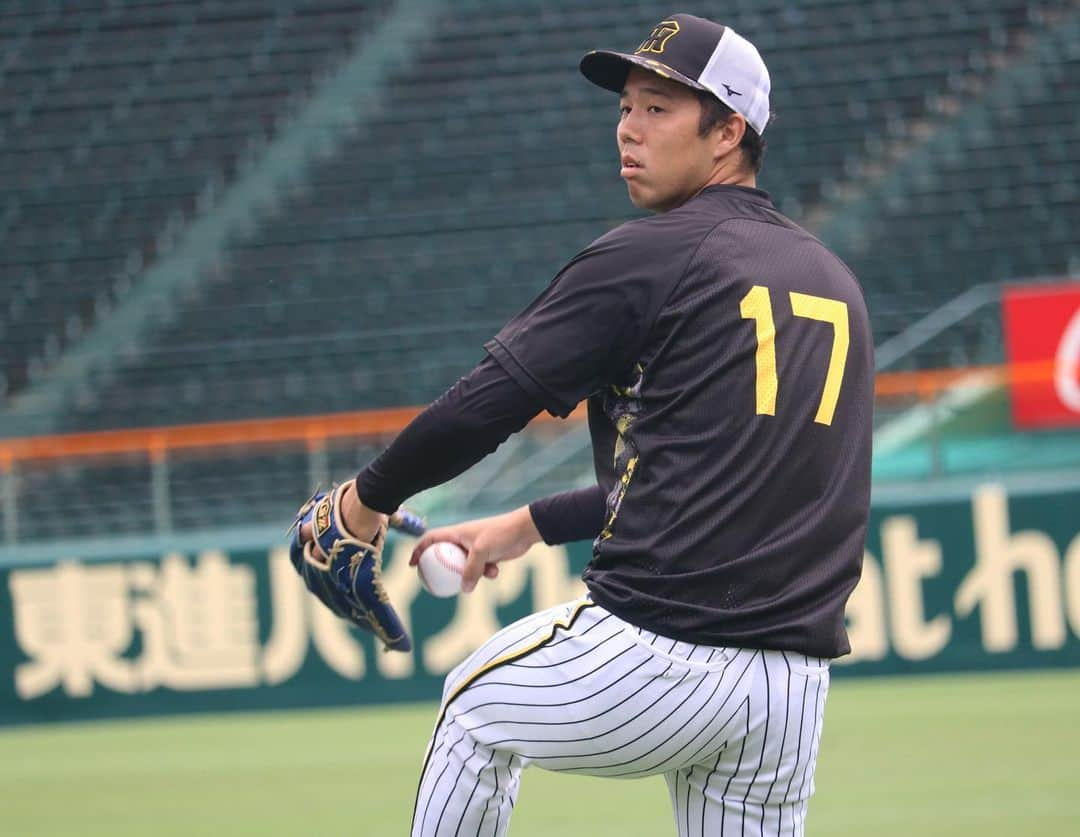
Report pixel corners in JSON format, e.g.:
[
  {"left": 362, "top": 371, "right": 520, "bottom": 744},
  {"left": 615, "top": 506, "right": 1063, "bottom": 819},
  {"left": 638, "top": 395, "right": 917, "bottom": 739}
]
[{"left": 636, "top": 20, "right": 680, "bottom": 55}]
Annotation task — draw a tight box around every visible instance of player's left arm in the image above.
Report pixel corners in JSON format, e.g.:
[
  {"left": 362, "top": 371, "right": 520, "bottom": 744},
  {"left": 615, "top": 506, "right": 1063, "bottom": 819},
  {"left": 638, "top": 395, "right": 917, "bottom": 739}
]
[
  {"left": 298, "top": 354, "right": 543, "bottom": 548},
  {"left": 291, "top": 355, "right": 546, "bottom": 649}
]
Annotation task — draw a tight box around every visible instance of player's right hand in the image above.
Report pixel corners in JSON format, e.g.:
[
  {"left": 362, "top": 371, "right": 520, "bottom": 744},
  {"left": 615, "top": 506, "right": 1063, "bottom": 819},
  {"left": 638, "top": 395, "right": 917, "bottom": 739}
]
[{"left": 410, "top": 506, "right": 542, "bottom": 593}]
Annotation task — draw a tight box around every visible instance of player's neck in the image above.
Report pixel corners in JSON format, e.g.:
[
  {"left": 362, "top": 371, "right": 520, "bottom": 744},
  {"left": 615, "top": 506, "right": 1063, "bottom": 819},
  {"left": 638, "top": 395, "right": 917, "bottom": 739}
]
[
  {"left": 689, "top": 170, "right": 756, "bottom": 205},
  {"left": 708, "top": 153, "right": 756, "bottom": 189},
  {"left": 689, "top": 155, "right": 757, "bottom": 204}
]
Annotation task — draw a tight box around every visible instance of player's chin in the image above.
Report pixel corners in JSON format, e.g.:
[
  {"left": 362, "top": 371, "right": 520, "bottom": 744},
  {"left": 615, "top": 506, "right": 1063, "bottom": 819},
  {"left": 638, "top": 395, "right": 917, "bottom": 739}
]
[
  {"left": 625, "top": 183, "right": 671, "bottom": 214},
  {"left": 624, "top": 181, "right": 655, "bottom": 211}
]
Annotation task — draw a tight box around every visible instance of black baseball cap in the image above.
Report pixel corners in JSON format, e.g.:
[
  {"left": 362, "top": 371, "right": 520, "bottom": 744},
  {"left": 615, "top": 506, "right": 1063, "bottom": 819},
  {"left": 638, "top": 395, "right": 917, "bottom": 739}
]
[{"left": 580, "top": 13, "right": 771, "bottom": 135}]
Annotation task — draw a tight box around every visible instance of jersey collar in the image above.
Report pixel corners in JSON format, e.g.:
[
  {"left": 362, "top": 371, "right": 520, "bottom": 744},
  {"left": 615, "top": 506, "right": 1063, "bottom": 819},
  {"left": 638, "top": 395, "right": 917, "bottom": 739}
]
[{"left": 697, "top": 183, "right": 773, "bottom": 206}]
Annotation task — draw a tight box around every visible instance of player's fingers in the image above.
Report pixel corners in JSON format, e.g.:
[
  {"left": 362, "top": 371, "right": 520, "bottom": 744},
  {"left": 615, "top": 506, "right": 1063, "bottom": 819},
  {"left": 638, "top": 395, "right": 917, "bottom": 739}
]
[
  {"left": 410, "top": 527, "right": 471, "bottom": 566},
  {"left": 461, "top": 545, "right": 491, "bottom": 593},
  {"left": 409, "top": 533, "right": 436, "bottom": 565},
  {"left": 303, "top": 534, "right": 327, "bottom": 564},
  {"left": 483, "top": 563, "right": 500, "bottom": 579},
  {"left": 299, "top": 523, "right": 329, "bottom": 563},
  {"left": 410, "top": 530, "right": 452, "bottom": 565}
]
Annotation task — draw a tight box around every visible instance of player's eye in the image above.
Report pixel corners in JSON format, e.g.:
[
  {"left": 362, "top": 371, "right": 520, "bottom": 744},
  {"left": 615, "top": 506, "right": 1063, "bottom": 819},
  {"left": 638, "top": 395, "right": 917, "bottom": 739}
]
[
  {"left": 619, "top": 105, "right": 631, "bottom": 117},
  {"left": 647, "top": 105, "right": 664, "bottom": 114}
]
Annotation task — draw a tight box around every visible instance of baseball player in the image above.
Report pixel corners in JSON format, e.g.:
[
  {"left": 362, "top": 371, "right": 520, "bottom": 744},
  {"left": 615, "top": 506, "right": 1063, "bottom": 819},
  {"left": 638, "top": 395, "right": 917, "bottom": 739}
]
[{"left": 295, "top": 13, "right": 872, "bottom": 836}]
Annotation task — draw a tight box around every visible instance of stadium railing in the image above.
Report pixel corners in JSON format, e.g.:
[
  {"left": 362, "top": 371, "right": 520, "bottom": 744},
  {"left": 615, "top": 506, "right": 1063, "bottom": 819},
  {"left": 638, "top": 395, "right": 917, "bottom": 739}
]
[{"left": 1, "top": 362, "right": 1073, "bottom": 547}]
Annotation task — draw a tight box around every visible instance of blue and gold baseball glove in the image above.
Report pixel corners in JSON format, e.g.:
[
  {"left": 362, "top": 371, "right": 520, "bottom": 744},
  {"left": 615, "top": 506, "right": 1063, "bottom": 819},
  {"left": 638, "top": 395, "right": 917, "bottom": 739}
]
[{"left": 288, "top": 482, "right": 413, "bottom": 653}]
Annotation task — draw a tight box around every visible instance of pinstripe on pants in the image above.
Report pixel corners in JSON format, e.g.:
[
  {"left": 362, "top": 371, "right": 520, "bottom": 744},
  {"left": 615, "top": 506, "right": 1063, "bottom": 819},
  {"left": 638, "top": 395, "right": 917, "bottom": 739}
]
[{"left": 412, "top": 599, "right": 830, "bottom": 836}]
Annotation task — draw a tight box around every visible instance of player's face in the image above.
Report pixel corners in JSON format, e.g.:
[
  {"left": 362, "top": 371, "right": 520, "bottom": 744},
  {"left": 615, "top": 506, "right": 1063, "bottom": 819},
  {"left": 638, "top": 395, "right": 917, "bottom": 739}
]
[{"left": 617, "top": 68, "right": 718, "bottom": 212}]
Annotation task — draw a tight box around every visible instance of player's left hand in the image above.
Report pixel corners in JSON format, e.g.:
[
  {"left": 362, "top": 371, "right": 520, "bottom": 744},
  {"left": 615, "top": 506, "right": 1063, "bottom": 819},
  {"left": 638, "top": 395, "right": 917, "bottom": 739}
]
[
  {"left": 289, "top": 480, "right": 411, "bottom": 652},
  {"left": 410, "top": 506, "right": 542, "bottom": 593},
  {"left": 298, "top": 480, "right": 386, "bottom": 545}
]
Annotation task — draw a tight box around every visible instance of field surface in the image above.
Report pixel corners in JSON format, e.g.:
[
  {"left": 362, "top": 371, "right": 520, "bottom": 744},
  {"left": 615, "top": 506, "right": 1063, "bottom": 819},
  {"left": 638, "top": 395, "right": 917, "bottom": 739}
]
[{"left": 2, "top": 669, "right": 1077, "bottom": 836}]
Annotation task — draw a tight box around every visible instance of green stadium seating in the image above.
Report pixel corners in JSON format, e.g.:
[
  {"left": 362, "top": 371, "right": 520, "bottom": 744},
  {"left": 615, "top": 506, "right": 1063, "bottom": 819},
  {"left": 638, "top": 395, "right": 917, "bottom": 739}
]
[
  {"left": 0, "top": 0, "right": 391, "bottom": 398},
  {"left": 47, "top": 0, "right": 1077, "bottom": 430},
  {"left": 3, "top": 0, "right": 1078, "bottom": 540}
]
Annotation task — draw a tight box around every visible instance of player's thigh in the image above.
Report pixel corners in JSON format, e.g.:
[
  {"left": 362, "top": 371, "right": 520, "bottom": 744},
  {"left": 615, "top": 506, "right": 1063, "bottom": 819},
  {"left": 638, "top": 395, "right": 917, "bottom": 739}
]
[
  {"left": 438, "top": 599, "right": 582, "bottom": 705},
  {"left": 665, "top": 651, "right": 830, "bottom": 837},
  {"left": 416, "top": 600, "right": 587, "bottom": 822},
  {"left": 442, "top": 606, "right": 761, "bottom": 778}
]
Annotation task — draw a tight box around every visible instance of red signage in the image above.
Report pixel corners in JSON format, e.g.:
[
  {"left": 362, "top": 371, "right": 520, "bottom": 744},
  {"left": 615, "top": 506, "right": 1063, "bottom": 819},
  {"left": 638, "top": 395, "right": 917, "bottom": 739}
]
[{"left": 1002, "top": 283, "right": 1080, "bottom": 428}]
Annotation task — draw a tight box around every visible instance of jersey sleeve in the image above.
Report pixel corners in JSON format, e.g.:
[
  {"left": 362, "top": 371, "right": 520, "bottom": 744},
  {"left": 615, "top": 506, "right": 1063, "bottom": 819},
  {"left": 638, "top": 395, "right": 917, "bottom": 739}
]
[
  {"left": 485, "top": 222, "right": 674, "bottom": 417},
  {"left": 354, "top": 355, "right": 542, "bottom": 513},
  {"left": 528, "top": 484, "right": 607, "bottom": 545}
]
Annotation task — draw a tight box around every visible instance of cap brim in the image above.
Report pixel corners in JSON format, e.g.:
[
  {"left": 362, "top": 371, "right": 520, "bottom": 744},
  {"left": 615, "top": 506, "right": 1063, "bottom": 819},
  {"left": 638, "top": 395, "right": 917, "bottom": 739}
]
[{"left": 580, "top": 50, "right": 708, "bottom": 94}]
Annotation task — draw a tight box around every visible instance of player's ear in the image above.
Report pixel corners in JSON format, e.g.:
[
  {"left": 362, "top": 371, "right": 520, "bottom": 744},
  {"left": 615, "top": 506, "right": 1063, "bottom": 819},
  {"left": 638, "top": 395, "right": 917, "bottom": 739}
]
[{"left": 712, "top": 112, "right": 747, "bottom": 164}]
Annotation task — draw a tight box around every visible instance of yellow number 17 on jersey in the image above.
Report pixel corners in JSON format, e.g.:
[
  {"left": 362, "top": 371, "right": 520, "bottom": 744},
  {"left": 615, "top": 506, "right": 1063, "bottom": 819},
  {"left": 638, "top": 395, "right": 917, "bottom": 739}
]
[{"left": 739, "top": 285, "right": 850, "bottom": 426}]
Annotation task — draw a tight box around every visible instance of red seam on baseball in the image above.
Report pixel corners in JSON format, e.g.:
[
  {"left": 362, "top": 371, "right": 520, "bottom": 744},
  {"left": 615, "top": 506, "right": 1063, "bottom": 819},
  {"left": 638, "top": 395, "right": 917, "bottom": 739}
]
[{"left": 434, "top": 543, "right": 465, "bottom": 574}]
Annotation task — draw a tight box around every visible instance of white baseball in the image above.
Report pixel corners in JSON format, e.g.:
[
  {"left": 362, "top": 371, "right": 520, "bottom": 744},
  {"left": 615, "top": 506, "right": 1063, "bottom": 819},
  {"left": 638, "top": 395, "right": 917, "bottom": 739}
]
[{"left": 417, "top": 542, "right": 468, "bottom": 597}]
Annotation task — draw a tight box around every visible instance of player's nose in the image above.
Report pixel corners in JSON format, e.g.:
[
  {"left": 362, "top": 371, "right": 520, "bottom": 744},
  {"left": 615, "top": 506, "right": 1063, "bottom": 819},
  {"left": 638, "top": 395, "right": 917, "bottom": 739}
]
[{"left": 617, "top": 113, "right": 642, "bottom": 146}]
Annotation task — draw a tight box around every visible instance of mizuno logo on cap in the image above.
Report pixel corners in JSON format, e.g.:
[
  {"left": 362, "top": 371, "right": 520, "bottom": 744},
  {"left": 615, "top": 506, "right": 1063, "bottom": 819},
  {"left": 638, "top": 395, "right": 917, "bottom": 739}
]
[{"left": 636, "top": 20, "right": 680, "bottom": 54}]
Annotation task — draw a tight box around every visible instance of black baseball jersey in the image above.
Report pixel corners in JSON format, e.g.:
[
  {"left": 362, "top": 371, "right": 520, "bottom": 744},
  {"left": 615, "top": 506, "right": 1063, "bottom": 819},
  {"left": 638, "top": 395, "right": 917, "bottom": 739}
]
[{"left": 486, "top": 184, "right": 873, "bottom": 658}]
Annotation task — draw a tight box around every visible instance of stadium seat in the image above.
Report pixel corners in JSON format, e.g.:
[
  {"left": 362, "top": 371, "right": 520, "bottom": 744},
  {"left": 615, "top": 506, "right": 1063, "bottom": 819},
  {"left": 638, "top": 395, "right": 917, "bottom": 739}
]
[{"left": 3, "top": 0, "right": 1077, "bottom": 537}]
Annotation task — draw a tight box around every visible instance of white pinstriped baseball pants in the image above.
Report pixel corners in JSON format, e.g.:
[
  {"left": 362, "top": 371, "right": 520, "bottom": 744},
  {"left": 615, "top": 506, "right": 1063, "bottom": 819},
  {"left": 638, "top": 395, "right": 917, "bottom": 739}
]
[{"left": 411, "top": 598, "right": 830, "bottom": 836}]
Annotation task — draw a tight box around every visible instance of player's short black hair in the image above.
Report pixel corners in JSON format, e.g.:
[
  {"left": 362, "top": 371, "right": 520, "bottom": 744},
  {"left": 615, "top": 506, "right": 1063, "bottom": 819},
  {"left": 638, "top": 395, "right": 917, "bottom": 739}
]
[{"left": 695, "top": 90, "right": 768, "bottom": 174}]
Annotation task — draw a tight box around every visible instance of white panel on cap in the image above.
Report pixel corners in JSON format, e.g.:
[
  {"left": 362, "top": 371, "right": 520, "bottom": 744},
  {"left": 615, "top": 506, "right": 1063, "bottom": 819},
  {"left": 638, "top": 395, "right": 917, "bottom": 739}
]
[{"left": 699, "top": 28, "right": 771, "bottom": 135}]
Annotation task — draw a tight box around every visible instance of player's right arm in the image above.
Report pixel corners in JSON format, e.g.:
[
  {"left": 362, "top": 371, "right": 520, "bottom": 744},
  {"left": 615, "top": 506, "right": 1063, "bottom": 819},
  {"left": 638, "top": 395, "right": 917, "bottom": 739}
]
[
  {"left": 409, "top": 507, "right": 541, "bottom": 593},
  {"left": 408, "top": 485, "right": 605, "bottom": 592},
  {"left": 529, "top": 485, "right": 606, "bottom": 545}
]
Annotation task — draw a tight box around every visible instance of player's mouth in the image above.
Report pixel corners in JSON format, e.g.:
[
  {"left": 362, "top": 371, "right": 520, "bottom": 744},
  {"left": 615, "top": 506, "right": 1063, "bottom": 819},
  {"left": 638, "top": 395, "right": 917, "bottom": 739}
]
[{"left": 620, "top": 154, "right": 643, "bottom": 178}]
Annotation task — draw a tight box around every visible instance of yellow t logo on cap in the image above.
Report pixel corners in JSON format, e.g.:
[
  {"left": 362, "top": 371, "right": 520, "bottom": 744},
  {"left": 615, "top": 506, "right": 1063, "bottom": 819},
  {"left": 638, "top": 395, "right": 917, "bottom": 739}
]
[{"left": 636, "top": 20, "right": 680, "bottom": 55}]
